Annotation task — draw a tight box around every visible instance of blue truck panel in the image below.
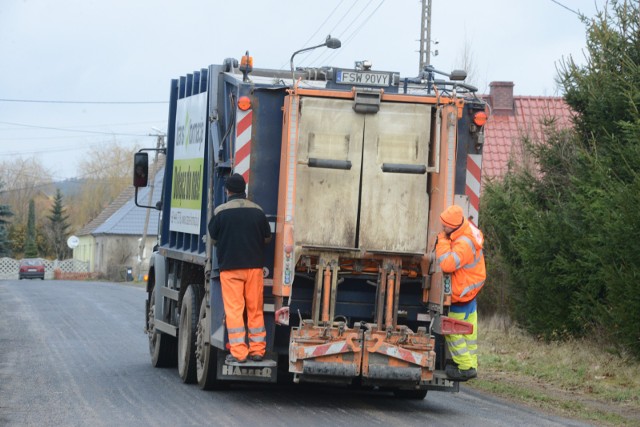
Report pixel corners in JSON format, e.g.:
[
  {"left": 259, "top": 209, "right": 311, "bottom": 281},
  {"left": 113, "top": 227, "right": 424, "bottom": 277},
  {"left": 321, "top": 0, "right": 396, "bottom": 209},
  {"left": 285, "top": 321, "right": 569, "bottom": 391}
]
[{"left": 160, "top": 69, "right": 209, "bottom": 262}]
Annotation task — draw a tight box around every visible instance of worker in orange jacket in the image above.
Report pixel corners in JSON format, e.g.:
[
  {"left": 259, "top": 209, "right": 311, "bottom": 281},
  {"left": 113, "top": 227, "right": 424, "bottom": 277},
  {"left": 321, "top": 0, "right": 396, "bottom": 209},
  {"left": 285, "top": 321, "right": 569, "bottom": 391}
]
[
  {"left": 435, "top": 204, "right": 486, "bottom": 381},
  {"left": 208, "top": 173, "right": 272, "bottom": 363}
]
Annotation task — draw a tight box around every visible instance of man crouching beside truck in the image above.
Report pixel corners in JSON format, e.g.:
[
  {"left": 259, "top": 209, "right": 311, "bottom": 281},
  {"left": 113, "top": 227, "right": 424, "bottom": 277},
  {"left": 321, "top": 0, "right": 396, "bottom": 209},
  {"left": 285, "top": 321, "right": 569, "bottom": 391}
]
[
  {"left": 208, "top": 173, "right": 272, "bottom": 364},
  {"left": 436, "top": 205, "right": 486, "bottom": 381}
]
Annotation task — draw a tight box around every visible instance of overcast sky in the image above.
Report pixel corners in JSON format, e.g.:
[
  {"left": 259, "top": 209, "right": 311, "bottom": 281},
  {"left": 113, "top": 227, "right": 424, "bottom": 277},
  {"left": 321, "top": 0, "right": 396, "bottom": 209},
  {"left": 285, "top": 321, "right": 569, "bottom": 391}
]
[{"left": 0, "top": 0, "right": 602, "bottom": 181}]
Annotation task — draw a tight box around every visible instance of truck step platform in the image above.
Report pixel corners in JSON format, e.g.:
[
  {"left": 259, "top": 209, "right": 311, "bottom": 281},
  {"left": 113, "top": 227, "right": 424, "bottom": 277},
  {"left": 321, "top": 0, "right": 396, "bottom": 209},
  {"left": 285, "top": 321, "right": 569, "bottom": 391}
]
[{"left": 225, "top": 359, "right": 277, "bottom": 368}]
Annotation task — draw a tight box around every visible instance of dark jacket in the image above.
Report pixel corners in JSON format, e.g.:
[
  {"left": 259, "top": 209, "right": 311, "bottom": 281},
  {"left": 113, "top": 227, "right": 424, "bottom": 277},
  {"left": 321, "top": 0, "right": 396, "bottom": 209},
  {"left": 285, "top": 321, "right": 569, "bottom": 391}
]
[{"left": 208, "top": 194, "right": 272, "bottom": 271}]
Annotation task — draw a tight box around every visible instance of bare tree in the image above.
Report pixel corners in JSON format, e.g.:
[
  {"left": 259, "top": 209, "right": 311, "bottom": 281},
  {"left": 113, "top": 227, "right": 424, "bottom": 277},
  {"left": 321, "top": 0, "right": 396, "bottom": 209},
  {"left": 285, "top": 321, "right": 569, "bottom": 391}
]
[
  {"left": 0, "top": 157, "right": 54, "bottom": 224},
  {"left": 67, "top": 140, "right": 139, "bottom": 229},
  {"left": 453, "top": 34, "right": 488, "bottom": 94}
]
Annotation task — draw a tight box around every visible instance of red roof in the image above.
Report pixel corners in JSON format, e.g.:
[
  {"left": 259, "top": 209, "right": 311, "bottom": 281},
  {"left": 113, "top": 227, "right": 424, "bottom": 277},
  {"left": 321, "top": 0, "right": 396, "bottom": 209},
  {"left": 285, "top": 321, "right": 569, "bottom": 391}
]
[{"left": 482, "top": 96, "right": 574, "bottom": 182}]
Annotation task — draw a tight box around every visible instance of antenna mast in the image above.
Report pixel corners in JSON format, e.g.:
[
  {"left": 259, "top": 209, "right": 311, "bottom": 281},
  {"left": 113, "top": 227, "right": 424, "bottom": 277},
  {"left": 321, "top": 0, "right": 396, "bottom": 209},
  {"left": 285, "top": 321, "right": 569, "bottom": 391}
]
[{"left": 418, "top": 0, "right": 433, "bottom": 73}]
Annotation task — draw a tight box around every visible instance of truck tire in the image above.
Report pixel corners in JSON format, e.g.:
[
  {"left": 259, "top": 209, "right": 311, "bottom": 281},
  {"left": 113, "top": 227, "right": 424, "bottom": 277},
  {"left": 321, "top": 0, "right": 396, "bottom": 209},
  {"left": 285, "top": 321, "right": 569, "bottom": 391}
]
[
  {"left": 178, "top": 284, "right": 202, "bottom": 383},
  {"left": 393, "top": 389, "right": 428, "bottom": 400},
  {"left": 196, "top": 298, "right": 227, "bottom": 390},
  {"left": 148, "top": 287, "right": 177, "bottom": 367}
]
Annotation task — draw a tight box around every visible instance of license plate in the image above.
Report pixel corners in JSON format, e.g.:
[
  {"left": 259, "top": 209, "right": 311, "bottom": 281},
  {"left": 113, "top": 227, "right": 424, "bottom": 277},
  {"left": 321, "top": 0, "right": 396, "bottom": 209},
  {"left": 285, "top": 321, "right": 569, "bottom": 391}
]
[
  {"left": 336, "top": 71, "right": 390, "bottom": 87},
  {"left": 29, "top": 268, "right": 37, "bottom": 272}
]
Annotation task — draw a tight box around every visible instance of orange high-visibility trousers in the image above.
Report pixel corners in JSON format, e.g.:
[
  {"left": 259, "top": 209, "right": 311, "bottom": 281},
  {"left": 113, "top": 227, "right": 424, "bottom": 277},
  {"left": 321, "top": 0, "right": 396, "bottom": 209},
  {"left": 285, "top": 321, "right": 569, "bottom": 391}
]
[{"left": 220, "top": 268, "right": 266, "bottom": 360}]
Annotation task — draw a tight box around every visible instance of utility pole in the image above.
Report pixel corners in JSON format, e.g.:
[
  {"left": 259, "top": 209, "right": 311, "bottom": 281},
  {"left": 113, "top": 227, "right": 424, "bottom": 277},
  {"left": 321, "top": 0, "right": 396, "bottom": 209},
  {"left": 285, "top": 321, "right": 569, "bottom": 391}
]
[
  {"left": 137, "top": 132, "right": 165, "bottom": 280},
  {"left": 418, "top": 0, "right": 433, "bottom": 73}
]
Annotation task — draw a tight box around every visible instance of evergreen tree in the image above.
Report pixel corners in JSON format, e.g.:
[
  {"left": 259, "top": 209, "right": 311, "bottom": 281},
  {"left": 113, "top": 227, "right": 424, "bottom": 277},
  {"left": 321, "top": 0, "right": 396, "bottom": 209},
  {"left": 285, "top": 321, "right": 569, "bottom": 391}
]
[
  {"left": 0, "top": 182, "right": 13, "bottom": 257},
  {"left": 24, "top": 199, "right": 38, "bottom": 258},
  {"left": 480, "top": 1, "right": 640, "bottom": 358},
  {"left": 47, "top": 189, "right": 71, "bottom": 260}
]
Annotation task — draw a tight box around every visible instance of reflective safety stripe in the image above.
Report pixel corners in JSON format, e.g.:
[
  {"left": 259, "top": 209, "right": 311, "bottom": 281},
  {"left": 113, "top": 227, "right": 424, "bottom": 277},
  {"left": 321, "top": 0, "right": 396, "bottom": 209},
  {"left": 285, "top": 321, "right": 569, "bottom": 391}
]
[
  {"left": 227, "top": 326, "right": 246, "bottom": 334},
  {"left": 248, "top": 326, "right": 265, "bottom": 334},
  {"left": 467, "top": 339, "right": 478, "bottom": 346},
  {"left": 450, "top": 338, "right": 466, "bottom": 347},
  {"left": 452, "top": 252, "right": 461, "bottom": 269},
  {"left": 229, "top": 337, "right": 245, "bottom": 344},
  {"left": 469, "top": 348, "right": 477, "bottom": 355},
  {"left": 459, "top": 236, "right": 476, "bottom": 257},
  {"left": 249, "top": 336, "right": 266, "bottom": 342},
  {"left": 438, "top": 252, "right": 461, "bottom": 269},
  {"left": 464, "top": 250, "right": 483, "bottom": 269},
  {"left": 450, "top": 347, "right": 469, "bottom": 357},
  {"left": 460, "top": 280, "right": 485, "bottom": 298}
]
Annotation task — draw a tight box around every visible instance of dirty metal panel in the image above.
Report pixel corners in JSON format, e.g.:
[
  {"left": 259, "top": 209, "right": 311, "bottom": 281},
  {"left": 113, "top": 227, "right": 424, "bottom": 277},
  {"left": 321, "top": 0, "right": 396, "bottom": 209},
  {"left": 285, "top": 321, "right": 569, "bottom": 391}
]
[
  {"left": 289, "top": 324, "right": 362, "bottom": 377},
  {"left": 362, "top": 329, "right": 435, "bottom": 383},
  {"left": 295, "top": 98, "right": 363, "bottom": 248},
  {"left": 359, "top": 103, "right": 432, "bottom": 253}
]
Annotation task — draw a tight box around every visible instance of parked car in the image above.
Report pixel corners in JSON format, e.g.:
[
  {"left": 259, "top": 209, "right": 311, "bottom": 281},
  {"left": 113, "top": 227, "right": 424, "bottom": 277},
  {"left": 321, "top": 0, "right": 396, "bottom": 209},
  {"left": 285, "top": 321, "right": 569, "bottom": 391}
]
[{"left": 19, "top": 258, "right": 45, "bottom": 280}]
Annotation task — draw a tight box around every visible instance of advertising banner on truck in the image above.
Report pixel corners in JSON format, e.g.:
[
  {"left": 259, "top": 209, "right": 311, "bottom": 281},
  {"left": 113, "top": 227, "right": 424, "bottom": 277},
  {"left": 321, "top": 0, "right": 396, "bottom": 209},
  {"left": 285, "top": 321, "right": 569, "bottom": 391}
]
[{"left": 170, "top": 92, "right": 207, "bottom": 234}]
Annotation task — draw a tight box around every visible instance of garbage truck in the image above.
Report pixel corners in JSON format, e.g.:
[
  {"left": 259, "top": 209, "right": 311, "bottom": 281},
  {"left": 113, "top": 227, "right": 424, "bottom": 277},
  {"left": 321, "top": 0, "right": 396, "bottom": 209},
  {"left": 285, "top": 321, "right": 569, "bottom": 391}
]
[{"left": 133, "top": 39, "right": 488, "bottom": 399}]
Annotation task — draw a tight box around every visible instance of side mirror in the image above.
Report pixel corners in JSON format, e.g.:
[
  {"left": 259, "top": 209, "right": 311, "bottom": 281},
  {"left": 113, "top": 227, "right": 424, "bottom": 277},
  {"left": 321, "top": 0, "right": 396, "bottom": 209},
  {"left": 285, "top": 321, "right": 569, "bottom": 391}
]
[{"left": 133, "top": 152, "right": 149, "bottom": 187}]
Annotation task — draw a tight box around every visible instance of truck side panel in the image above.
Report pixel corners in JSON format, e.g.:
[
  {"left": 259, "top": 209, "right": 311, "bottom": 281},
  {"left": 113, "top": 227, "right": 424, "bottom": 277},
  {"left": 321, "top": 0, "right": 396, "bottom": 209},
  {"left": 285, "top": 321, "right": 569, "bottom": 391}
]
[{"left": 160, "top": 69, "right": 209, "bottom": 264}]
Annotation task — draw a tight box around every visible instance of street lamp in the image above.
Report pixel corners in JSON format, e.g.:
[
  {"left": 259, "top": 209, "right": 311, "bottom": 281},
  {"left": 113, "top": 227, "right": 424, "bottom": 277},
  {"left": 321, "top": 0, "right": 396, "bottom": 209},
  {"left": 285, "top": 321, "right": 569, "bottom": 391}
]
[{"left": 290, "top": 35, "right": 341, "bottom": 83}]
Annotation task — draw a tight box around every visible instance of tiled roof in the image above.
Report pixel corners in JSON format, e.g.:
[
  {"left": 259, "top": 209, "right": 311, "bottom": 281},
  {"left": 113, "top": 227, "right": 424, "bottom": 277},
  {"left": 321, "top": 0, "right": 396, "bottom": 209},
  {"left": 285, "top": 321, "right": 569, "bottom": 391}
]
[
  {"left": 482, "top": 96, "right": 574, "bottom": 182},
  {"left": 76, "top": 187, "right": 134, "bottom": 236},
  {"left": 92, "top": 166, "right": 164, "bottom": 236},
  {"left": 76, "top": 156, "right": 166, "bottom": 236}
]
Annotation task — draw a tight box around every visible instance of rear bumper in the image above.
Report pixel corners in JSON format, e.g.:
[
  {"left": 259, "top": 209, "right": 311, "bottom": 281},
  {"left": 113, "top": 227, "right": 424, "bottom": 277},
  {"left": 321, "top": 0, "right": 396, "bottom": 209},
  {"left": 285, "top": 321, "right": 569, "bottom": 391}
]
[{"left": 19, "top": 271, "right": 44, "bottom": 279}]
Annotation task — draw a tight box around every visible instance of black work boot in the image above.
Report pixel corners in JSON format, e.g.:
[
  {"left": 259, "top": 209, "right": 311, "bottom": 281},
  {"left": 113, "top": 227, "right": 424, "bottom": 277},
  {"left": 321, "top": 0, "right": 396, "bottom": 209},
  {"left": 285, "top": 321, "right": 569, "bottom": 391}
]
[
  {"left": 225, "top": 354, "right": 246, "bottom": 364},
  {"left": 446, "top": 365, "right": 477, "bottom": 381},
  {"left": 462, "top": 367, "right": 477, "bottom": 380}
]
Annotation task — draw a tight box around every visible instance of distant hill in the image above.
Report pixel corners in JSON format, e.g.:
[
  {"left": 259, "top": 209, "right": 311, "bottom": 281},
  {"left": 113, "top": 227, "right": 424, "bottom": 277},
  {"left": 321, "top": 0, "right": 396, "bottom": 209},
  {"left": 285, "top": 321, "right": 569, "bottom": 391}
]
[{"left": 52, "top": 178, "right": 87, "bottom": 198}]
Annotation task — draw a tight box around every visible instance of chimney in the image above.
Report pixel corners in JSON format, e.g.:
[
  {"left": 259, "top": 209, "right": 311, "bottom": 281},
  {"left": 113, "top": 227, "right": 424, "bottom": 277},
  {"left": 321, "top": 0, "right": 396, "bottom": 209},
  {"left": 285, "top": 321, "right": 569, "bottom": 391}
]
[{"left": 489, "top": 81, "right": 514, "bottom": 115}]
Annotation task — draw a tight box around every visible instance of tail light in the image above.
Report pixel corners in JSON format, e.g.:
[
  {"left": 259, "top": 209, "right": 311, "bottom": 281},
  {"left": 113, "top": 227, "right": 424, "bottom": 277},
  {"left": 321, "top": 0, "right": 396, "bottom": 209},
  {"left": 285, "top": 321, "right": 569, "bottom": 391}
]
[
  {"left": 473, "top": 111, "right": 488, "bottom": 127},
  {"left": 238, "top": 96, "right": 251, "bottom": 111}
]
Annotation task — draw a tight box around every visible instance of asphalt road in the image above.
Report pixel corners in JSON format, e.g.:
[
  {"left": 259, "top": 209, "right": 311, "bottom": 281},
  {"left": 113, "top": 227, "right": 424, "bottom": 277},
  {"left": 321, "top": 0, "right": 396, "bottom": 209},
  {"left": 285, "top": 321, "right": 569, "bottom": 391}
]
[{"left": 0, "top": 280, "right": 592, "bottom": 427}]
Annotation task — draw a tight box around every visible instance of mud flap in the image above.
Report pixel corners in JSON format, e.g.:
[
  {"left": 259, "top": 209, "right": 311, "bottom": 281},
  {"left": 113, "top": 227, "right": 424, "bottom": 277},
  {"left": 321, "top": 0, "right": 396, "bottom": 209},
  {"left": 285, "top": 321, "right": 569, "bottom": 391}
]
[{"left": 216, "top": 350, "right": 278, "bottom": 383}]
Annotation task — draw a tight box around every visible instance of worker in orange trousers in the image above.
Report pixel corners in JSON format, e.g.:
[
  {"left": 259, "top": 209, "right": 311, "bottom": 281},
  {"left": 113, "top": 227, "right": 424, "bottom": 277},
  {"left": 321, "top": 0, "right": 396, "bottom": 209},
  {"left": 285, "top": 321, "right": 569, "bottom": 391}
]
[{"left": 209, "top": 173, "right": 272, "bottom": 363}]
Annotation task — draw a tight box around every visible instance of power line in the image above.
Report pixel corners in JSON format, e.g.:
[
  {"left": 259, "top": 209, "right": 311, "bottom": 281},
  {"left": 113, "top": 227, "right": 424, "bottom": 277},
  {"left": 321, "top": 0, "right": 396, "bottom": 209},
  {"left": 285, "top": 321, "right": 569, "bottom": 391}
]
[
  {"left": 279, "top": 0, "right": 345, "bottom": 70},
  {"left": 299, "top": 0, "right": 366, "bottom": 68},
  {"left": 0, "top": 134, "right": 146, "bottom": 142},
  {"left": 0, "top": 120, "right": 165, "bottom": 132},
  {"left": 549, "top": 0, "right": 580, "bottom": 16},
  {"left": 309, "top": 0, "right": 386, "bottom": 68},
  {"left": 0, "top": 121, "right": 152, "bottom": 137},
  {"left": 0, "top": 98, "right": 167, "bottom": 104},
  {"left": 0, "top": 152, "right": 140, "bottom": 185},
  {"left": 299, "top": 1, "right": 343, "bottom": 50},
  {"left": 0, "top": 139, "right": 139, "bottom": 157}
]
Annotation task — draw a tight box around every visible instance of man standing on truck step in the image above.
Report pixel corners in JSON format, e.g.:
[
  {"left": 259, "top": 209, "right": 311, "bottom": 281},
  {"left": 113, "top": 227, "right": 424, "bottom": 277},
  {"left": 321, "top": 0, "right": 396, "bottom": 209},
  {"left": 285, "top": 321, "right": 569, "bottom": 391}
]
[
  {"left": 208, "top": 173, "right": 272, "bottom": 364},
  {"left": 436, "top": 204, "right": 486, "bottom": 381}
]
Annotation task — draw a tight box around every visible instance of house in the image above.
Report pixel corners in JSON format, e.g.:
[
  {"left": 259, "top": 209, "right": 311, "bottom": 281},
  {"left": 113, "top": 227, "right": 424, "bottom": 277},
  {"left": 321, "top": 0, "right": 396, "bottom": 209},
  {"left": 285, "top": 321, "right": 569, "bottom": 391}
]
[
  {"left": 74, "top": 187, "right": 134, "bottom": 272},
  {"left": 482, "top": 81, "right": 575, "bottom": 182},
  {"left": 74, "top": 160, "right": 164, "bottom": 281}
]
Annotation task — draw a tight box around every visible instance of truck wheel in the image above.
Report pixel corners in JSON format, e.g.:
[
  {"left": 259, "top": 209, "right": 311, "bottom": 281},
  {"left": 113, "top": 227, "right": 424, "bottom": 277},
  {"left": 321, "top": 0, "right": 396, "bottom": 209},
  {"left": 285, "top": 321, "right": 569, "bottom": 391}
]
[
  {"left": 148, "top": 287, "right": 177, "bottom": 367},
  {"left": 178, "top": 284, "right": 202, "bottom": 383},
  {"left": 196, "top": 298, "right": 227, "bottom": 390},
  {"left": 393, "top": 389, "right": 428, "bottom": 400}
]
